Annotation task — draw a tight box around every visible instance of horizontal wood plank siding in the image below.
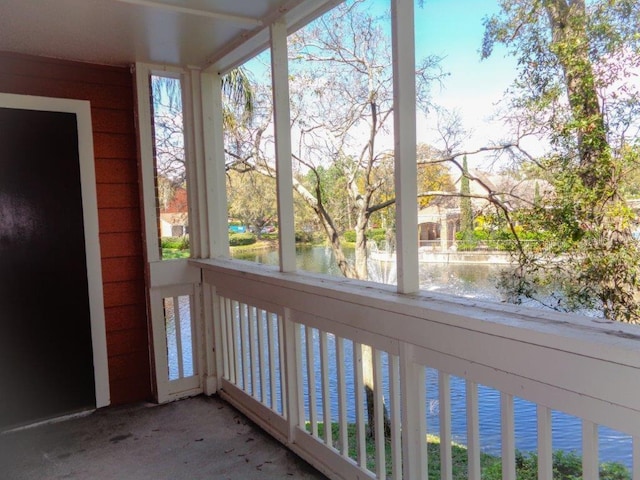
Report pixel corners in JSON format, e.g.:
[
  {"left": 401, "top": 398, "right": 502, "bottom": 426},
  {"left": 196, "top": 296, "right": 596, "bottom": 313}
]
[{"left": 0, "top": 52, "right": 151, "bottom": 405}]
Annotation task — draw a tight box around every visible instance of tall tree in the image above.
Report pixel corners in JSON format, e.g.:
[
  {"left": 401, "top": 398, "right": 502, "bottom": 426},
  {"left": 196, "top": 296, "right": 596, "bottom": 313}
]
[
  {"left": 282, "top": 0, "right": 441, "bottom": 281},
  {"left": 483, "top": 0, "right": 640, "bottom": 321},
  {"left": 459, "top": 155, "right": 474, "bottom": 234}
]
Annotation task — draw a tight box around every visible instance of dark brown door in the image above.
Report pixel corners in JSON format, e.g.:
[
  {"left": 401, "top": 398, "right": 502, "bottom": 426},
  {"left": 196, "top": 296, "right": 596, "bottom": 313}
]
[{"left": 0, "top": 107, "right": 95, "bottom": 430}]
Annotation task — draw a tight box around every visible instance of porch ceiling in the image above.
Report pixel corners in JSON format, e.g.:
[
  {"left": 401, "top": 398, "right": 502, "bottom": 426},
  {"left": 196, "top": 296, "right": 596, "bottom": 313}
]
[{"left": 0, "top": 0, "right": 340, "bottom": 72}]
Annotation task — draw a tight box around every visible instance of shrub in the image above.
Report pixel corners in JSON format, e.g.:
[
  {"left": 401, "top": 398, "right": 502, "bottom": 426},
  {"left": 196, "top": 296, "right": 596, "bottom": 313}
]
[
  {"left": 229, "top": 232, "right": 257, "bottom": 246},
  {"left": 295, "top": 230, "right": 315, "bottom": 243},
  {"left": 456, "top": 230, "right": 481, "bottom": 251},
  {"left": 342, "top": 228, "right": 391, "bottom": 244},
  {"left": 161, "top": 236, "right": 189, "bottom": 250},
  {"left": 482, "top": 450, "right": 630, "bottom": 480}
]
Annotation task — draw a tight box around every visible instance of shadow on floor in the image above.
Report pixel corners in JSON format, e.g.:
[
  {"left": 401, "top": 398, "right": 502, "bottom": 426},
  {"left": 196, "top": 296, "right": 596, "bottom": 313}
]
[{"left": 0, "top": 394, "right": 328, "bottom": 480}]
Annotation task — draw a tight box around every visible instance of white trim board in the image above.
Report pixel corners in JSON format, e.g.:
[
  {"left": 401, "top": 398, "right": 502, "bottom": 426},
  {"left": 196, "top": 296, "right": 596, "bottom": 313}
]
[{"left": 0, "top": 93, "right": 110, "bottom": 409}]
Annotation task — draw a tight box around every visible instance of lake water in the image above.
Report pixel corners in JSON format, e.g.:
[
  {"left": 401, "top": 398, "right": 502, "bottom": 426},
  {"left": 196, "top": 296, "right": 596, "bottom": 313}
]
[{"left": 224, "top": 245, "right": 634, "bottom": 468}]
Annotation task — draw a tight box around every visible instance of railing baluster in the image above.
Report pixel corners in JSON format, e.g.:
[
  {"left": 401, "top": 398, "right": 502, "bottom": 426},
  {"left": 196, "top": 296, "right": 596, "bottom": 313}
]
[
  {"left": 634, "top": 436, "right": 640, "bottom": 480},
  {"left": 278, "top": 313, "right": 288, "bottom": 416},
  {"left": 187, "top": 294, "right": 197, "bottom": 376},
  {"left": 389, "top": 354, "right": 402, "bottom": 480},
  {"left": 239, "top": 302, "right": 249, "bottom": 391},
  {"left": 537, "top": 405, "right": 552, "bottom": 480},
  {"left": 249, "top": 306, "right": 258, "bottom": 397},
  {"left": 373, "top": 348, "right": 386, "bottom": 479},
  {"left": 354, "top": 342, "right": 366, "bottom": 469},
  {"left": 257, "top": 308, "right": 267, "bottom": 404},
  {"left": 306, "top": 326, "right": 318, "bottom": 437},
  {"left": 582, "top": 420, "right": 599, "bottom": 480},
  {"left": 228, "top": 299, "right": 238, "bottom": 384},
  {"left": 336, "top": 336, "right": 348, "bottom": 457},
  {"left": 224, "top": 298, "right": 237, "bottom": 384},
  {"left": 267, "top": 312, "right": 277, "bottom": 411},
  {"left": 466, "top": 380, "right": 480, "bottom": 480},
  {"left": 218, "top": 295, "right": 229, "bottom": 380},
  {"left": 439, "top": 372, "right": 452, "bottom": 480},
  {"left": 319, "top": 330, "right": 332, "bottom": 447},
  {"left": 501, "top": 392, "right": 515, "bottom": 480}
]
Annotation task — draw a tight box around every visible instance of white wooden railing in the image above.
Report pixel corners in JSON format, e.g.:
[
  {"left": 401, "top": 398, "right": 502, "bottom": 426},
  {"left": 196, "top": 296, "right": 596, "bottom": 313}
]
[{"left": 194, "top": 258, "right": 640, "bottom": 480}]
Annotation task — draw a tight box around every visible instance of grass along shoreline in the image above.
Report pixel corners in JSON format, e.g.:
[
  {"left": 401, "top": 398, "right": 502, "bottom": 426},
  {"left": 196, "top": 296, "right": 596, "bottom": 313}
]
[{"left": 310, "top": 422, "right": 630, "bottom": 480}]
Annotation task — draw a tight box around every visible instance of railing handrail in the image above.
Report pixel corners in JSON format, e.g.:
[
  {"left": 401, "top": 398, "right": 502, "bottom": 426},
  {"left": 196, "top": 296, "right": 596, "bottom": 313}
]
[
  {"left": 195, "top": 257, "right": 640, "bottom": 477},
  {"left": 194, "top": 258, "right": 640, "bottom": 364}
]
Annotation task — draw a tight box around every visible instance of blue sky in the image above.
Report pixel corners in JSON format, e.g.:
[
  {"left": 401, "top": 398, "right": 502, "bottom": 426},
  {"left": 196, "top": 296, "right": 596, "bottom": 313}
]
[
  {"left": 246, "top": 0, "right": 521, "bottom": 163},
  {"left": 412, "top": 0, "right": 519, "bottom": 154}
]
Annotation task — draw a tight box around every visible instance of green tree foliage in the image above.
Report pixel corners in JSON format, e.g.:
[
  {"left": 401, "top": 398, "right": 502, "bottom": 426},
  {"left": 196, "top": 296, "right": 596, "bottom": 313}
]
[
  {"left": 483, "top": 0, "right": 640, "bottom": 322},
  {"left": 226, "top": 169, "right": 277, "bottom": 238},
  {"left": 459, "top": 155, "right": 473, "bottom": 233}
]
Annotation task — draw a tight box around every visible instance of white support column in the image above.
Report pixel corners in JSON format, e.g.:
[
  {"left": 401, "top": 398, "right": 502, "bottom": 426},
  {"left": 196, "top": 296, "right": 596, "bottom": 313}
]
[
  {"left": 201, "top": 71, "right": 230, "bottom": 257},
  {"left": 134, "top": 63, "right": 162, "bottom": 263},
  {"left": 392, "top": 0, "right": 419, "bottom": 294},
  {"left": 270, "top": 21, "right": 296, "bottom": 273},
  {"left": 283, "top": 308, "right": 302, "bottom": 443},
  {"left": 400, "top": 342, "right": 427, "bottom": 480},
  {"left": 208, "top": 285, "right": 223, "bottom": 394},
  {"left": 188, "top": 67, "right": 208, "bottom": 259},
  {"left": 181, "top": 68, "right": 201, "bottom": 258}
]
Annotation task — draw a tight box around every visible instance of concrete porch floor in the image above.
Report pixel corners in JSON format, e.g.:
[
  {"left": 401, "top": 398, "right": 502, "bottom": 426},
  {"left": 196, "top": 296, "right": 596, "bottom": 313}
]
[{"left": 0, "top": 395, "right": 328, "bottom": 480}]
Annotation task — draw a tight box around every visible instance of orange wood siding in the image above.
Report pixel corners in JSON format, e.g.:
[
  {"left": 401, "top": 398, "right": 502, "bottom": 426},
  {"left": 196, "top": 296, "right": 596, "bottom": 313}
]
[{"left": 0, "top": 52, "right": 151, "bottom": 405}]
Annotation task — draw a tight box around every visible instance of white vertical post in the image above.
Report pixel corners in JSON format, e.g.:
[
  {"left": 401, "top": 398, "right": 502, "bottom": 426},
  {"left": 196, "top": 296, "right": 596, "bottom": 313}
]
[
  {"left": 208, "top": 286, "right": 223, "bottom": 393},
  {"left": 187, "top": 67, "right": 205, "bottom": 258},
  {"left": 391, "top": 0, "right": 419, "bottom": 294},
  {"left": 501, "top": 393, "right": 516, "bottom": 480},
  {"left": 239, "top": 303, "right": 249, "bottom": 390},
  {"left": 400, "top": 343, "right": 427, "bottom": 480},
  {"left": 633, "top": 436, "right": 640, "bottom": 480},
  {"left": 270, "top": 21, "right": 296, "bottom": 272},
  {"left": 257, "top": 309, "right": 267, "bottom": 404},
  {"left": 354, "top": 342, "right": 367, "bottom": 468},
  {"left": 582, "top": 420, "right": 599, "bottom": 480},
  {"left": 201, "top": 72, "right": 230, "bottom": 257},
  {"left": 389, "top": 354, "right": 402, "bottom": 480},
  {"left": 267, "top": 313, "right": 277, "bottom": 410},
  {"left": 249, "top": 306, "right": 258, "bottom": 397},
  {"left": 278, "top": 313, "right": 289, "bottom": 416},
  {"left": 283, "top": 309, "right": 302, "bottom": 443},
  {"left": 220, "top": 296, "right": 230, "bottom": 380},
  {"left": 336, "top": 336, "right": 348, "bottom": 456},
  {"left": 134, "top": 63, "right": 162, "bottom": 263},
  {"left": 227, "top": 299, "right": 237, "bottom": 384},
  {"left": 439, "top": 372, "right": 452, "bottom": 480},
  {"left": 466, "top": 380, "right": 481, "bottom": 480},
  {"left": 373, "top": 349, "right": 386, "bottom": 479},
  {"left": 306, "top": 326, "right": 318, "bottom": 437},
  {"left": 319, "top": 331, "right": 332, "bottom": 446},
  {"left": 181, "top": 78, "right": 195, "bottom": 257},
  {"left": 537, "top": 405, "right": 552, "bottom": 480}
]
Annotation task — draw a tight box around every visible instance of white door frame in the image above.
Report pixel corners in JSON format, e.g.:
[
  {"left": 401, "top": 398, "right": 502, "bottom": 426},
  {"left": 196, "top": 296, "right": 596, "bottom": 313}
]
[{"left": 0, "top": 92, "right": 110, "bottom": 408}]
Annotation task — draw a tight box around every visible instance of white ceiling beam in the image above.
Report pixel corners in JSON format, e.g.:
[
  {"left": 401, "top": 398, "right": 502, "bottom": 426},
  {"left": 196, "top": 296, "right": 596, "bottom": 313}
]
[
  {"left": 202, "top": 0, "right": 344, "bottom": 74},
  {"left": 111, "top": 0, "right": 262, "bottom": 26}
]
